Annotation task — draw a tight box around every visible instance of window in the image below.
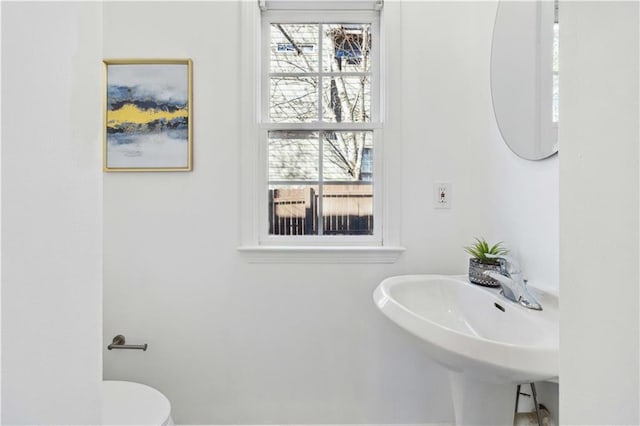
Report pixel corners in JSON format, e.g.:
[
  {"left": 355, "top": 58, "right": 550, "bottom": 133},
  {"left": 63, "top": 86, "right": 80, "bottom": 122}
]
[
  {"left": 261, "top": 11, "right": 381, "bottom": 241},
  {"left": 239, "top": 1, "right": 404, "bottom": 261}
]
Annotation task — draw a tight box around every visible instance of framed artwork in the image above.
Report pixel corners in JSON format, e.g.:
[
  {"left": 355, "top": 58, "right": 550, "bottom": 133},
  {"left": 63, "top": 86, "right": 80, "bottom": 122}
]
[{"left": 103, "top": 59, "right": 192, "bottom": 172}]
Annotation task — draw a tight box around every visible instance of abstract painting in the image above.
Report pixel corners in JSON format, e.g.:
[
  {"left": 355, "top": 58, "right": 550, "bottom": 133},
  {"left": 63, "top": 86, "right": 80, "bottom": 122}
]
[{"left": 103, "top": 59, "right": 192, "bottom": 171}]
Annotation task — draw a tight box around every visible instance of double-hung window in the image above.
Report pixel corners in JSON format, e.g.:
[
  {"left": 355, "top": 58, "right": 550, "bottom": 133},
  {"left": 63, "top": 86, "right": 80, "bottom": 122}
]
[
  {"left": 261, "top": 5, "right": 381, "bottom": 244},
  {"left": 240, "top": 0, "right": 403, "bottom": 261}
]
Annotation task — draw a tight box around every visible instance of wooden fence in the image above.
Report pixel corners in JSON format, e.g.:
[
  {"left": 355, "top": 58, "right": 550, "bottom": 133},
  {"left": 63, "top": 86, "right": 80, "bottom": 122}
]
[{"left": 268, "top": 186, "right": 373, "bottom": 235}]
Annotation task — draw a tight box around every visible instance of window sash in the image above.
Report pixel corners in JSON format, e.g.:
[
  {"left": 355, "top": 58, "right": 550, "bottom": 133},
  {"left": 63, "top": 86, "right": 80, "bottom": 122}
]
[
  {"left": 259, "top": 10, "right": 382, "bottom": 244},
  {"left": 259, "top": 128, "right": 383, "bottom": 244},
  {"left": 261, "top": 11, "right": 381, "bottom": 125}
]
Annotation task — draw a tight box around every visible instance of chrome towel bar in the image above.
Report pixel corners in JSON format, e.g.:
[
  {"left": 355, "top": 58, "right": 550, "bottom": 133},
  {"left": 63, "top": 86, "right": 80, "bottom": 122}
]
[{"left": 108, "top": 334, "right": 147, "bottom": 351}]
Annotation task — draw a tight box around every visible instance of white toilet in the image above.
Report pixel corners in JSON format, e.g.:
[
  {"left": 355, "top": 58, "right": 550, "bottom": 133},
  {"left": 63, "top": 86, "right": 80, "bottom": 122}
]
[{"left": 102, "top": 380, "right": 174, "bottom": 425}]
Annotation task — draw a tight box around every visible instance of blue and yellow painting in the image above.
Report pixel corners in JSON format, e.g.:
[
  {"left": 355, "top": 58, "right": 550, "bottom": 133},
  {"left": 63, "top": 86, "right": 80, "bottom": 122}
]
[{"left": 105, "top": 62, "right": 190, "bottom": 170}]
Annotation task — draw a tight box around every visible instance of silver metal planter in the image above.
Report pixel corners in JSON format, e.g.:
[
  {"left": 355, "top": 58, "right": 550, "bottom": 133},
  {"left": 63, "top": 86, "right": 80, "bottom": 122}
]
[{"left": 468, "top": 258, "right": 502, "bottom": 287}]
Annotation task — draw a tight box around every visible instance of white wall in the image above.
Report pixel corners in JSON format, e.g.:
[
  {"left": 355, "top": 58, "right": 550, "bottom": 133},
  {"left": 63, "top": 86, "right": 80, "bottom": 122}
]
[
  {"left": 102, "top": 1, "right": 559, "bottom": 424},
  {"left": 1, "top": 2, "right": 103, "bottom": 424},
  {"left": 560, "top": 2, "right": 639, "bottom": 424},
  {"left": 485, "top": 154, "right": 559, "bottom": 292}
]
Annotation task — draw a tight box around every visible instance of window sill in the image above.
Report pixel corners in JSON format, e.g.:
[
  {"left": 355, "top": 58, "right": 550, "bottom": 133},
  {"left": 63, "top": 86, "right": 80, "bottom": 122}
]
[{"left": 237, "top": 245, "right": 405, "bottom": 264}]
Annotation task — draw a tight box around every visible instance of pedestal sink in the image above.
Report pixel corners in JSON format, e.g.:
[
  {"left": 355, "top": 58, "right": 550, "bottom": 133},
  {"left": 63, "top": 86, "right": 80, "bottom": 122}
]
[{"left": 373, "top": 275, "right": 558, "bottom": 425}]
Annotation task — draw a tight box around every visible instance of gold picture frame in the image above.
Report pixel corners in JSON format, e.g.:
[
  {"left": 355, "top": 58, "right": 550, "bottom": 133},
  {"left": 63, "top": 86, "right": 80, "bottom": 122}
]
[{"left": 103, "top": 59, "right": 193, "bottom": 172}]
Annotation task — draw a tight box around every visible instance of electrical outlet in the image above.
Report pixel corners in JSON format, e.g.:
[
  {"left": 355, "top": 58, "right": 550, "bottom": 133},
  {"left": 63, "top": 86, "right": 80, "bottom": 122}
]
[{"left": 434, "top": 182, "right": 451, "bottom": 209}]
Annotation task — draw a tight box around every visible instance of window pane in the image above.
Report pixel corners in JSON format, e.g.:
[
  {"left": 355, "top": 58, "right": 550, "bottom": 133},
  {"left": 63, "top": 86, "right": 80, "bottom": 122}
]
[
  {"left": 322, "top": 184, "right": 373, "bottom": 235},
  {"left": 322, "top": 132, "right": 374, "bottom": 235},
  {"left": 322, "top": 76, "right": 370, "bottom": 123},
  {"left": 270, "top": 77, "right": 319, "bottom": 122},
  {"left": 323, "top": 132, "right": 373, "bottom": 181},
  {"left": 269, "top": 185, "right": 319, "bottom": 235},
  {"left": 271, "top": 24, "right": 319, "bottom": 73},
  {"left": 269, "top": 131, "right": 319, "bottom": 181},
  {"left": 322, "top": 24, "right": 371, "bottom": 73}
]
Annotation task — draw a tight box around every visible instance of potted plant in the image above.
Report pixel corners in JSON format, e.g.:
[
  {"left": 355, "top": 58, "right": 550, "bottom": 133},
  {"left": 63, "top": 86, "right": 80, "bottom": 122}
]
[{"left": 464, "top": 238, "right": 509, "bottom": 287}]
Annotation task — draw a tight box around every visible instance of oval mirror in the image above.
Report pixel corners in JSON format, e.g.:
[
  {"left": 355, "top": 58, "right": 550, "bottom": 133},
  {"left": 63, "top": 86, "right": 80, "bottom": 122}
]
[{"left": 490, "top": 0, "right": 559, "bottom": 160}]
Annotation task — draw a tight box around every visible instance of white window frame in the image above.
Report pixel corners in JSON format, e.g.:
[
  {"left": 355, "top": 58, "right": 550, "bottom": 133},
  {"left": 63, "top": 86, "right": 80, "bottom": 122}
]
[{"left": 238, "top": 1, "right": 404, "bottom": 263}]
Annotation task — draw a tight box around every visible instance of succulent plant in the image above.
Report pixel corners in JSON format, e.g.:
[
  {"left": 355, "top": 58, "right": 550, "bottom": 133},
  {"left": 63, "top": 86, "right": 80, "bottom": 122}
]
[{"left": 464, "top": 237, "right": 509, "bottom": 262}]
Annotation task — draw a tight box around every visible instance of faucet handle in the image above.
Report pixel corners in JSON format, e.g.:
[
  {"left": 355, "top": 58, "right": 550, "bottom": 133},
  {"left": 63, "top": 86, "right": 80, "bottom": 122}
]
[{"left": 485, "top": 253, "right": 521, "bottom": 275}]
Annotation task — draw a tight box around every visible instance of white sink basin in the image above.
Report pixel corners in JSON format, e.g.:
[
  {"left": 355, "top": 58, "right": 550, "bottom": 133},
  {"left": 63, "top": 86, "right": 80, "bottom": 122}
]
[
  {"left": 374, "top": 274, "right": 558, "bottom": 383},
  {"left": 374, "top": 274, "right": 558, "bottom": 425}
]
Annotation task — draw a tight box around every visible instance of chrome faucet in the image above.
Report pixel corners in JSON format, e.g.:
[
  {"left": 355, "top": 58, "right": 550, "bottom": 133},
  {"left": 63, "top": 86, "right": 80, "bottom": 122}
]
[{"left": 483, "top": 254, "right": 543, "bottom": 310}]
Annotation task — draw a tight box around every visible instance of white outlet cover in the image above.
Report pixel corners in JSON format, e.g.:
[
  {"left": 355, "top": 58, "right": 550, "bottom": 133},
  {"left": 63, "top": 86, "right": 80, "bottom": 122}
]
[{"left": 434, "top": 182, "right": 451, "bottom": 209}]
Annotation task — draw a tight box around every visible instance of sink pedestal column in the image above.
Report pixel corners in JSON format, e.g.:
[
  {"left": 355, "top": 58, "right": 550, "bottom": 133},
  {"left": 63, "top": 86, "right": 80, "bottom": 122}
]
[{"left": 448, "top": 372, "right": 517, "bottom": 426}]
